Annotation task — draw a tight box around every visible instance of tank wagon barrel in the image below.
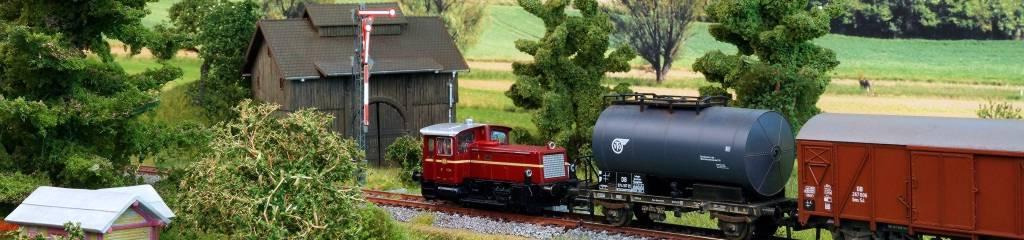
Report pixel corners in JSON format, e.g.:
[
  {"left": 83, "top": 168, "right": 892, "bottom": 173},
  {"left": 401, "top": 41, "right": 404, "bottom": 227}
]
[{"left": 592, "top": 94, "right": 796, "bottom": 197}]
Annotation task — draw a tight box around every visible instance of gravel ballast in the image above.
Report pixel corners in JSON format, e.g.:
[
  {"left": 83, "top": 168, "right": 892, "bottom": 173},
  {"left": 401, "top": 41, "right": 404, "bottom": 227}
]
[{"left": 382, "top": 206, "right": 648, "bottom": 240}]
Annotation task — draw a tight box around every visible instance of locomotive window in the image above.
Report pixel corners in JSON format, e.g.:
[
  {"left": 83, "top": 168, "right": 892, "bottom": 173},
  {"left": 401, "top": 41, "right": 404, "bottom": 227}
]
[
  {"left": 491, "top": 131, "right": 508, "bottom": 145},
  {"left": 427, "top": 138, "right": 435, "bottom": 153},
  {"left": 458, "top": 131, "right": 474, "bottom": 153},
  {"left": 436, "top": 137, "right": 452, "bottom": 156}
]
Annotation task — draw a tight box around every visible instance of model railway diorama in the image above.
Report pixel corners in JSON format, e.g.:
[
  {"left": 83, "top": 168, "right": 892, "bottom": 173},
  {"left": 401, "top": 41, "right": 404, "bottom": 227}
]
[{"left": 414, "top": 93, "right": 1024, "bottom": 240}]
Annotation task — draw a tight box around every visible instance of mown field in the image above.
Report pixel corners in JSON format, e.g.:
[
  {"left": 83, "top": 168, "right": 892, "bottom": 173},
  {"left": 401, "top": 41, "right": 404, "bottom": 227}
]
[{"left": 468, "top": 5, "right": 1024, "bottom": 85}]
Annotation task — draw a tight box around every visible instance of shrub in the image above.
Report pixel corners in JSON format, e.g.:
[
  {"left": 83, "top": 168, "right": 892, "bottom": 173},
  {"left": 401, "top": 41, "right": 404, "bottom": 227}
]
[
  {"left": 977, "top": 100, "right": 1023, "bottom": 119},
  {"left": 174, "top": 100, "right": 401, "bottom": 239},
  {"left": 0, "top": 172, "right": 50, "bottom": 215},
  {"left": 509, "top": 127, "right": 541, "bottom": 145},
  {"left": 385, "top": 136, "right": 422, "bottom": 186}
]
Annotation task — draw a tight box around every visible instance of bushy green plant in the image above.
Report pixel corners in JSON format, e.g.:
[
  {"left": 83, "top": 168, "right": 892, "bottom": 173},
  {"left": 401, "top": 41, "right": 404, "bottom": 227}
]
[
  {"left": 509, "top": 127, "right": 541, "bottom": 145},
  {"left": 0, "top": 172, "right": 50, "bottom": 214},
  {"left": 175, "top": 100, "right": 401, "bottom": 239},
  {"left": 977, "top": 100, "right": 1023, "bottom": 119},
  {"left": 183, "top": 0, "right": 262, "bottom": 122},
  {"left": 505, "top": 0, "right": 636, "bottom": 162},
  {"left": 693, "top": 0, "right": 843, "bottom": 130},
  {"left": 385, "top": 135, "right": 423, "bottom": 186}
]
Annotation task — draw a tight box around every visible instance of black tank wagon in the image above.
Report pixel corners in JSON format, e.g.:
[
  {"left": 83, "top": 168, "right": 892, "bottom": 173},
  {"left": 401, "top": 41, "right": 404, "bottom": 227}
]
[{"left": 582, "top": 94, "right": 798, "bottom": 239}]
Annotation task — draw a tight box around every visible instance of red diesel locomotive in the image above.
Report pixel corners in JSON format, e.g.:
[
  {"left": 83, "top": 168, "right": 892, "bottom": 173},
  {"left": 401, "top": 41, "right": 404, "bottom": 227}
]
[{"left": 415, "top": 119, "right": 576, "bottom": 212}]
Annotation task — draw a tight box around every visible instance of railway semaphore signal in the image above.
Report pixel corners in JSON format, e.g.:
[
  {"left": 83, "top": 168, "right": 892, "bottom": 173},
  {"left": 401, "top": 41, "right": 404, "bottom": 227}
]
[{"left": 352, "top": 4, "right": 396, "bottom": 184}]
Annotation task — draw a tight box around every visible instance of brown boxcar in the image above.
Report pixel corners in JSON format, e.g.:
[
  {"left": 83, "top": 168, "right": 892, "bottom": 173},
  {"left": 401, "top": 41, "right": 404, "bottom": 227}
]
[{"left": 796, "top": 113, "right": 1024, "bottom": 239}]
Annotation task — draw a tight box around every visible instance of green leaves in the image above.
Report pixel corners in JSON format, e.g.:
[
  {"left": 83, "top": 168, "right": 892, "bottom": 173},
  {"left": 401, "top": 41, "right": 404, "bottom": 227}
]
[
  {"left": 174, "top": 100, "right": 400, "bottom": 239},
  {"left": 384, "top": 135, "right": 422, "bottom": 187},
  {"left": 506, "top": 0, "right": 635, "bottom": 161},
  {"left": 186, "top": 0, "right": 261, "bottom": 122},
  {"left": 694, "top": 0, "right": 840, "bottom": 130}
]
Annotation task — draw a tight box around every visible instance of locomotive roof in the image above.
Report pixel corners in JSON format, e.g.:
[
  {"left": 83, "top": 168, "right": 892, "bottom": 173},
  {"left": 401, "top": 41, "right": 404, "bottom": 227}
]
[
  {"left": 798, "top": 113, "right": 1024, "bottom": 153},
  {"left": 420, "top": 122, "right": 507, "bottom": 137}
]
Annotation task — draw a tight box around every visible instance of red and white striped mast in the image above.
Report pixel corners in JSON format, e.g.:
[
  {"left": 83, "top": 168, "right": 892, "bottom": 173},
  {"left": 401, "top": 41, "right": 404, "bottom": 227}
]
[{"left": 353, "top": 5, "right": 396, "bottom": 183}]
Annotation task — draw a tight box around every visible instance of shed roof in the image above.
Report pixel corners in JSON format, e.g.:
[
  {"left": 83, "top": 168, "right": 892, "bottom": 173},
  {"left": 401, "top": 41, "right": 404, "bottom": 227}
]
[
  {"left": 302, "top": 2, "right": 407, "bottom": 27},
  {"left": 3, "top": 185, "right": 173, "bottom": 233},
  {"left": 797, "top": 113, "right": 1024, "bottom": 153},
  {"left": 243, "top": 4, "right": 468, "bottom": 80}
]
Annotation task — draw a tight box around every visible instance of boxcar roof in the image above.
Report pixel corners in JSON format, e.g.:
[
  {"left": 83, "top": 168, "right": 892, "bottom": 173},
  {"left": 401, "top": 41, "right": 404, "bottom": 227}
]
[{"left": 797, "top": 113, "right": 1024, "bottom": 153}]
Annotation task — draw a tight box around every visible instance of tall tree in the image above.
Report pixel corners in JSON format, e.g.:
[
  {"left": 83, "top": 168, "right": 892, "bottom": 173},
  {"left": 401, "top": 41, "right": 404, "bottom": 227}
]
[
  {"left": 694, "top": 0, "right": 843, "bottom": 129},
  {"left": 505, "top": 0, "right": 635, "bottom": 161},
  {"left": 173, "top": 0, "right": 261, "bottom": 122},
  {"left": 606, "top": 0, "right": 698, "bottom": 83},
  {"left": 399, "top": 0, "right": 488, "bottom": 50},
  {"left": 0, "top": 0, "right": 184, "bottom": 190}
]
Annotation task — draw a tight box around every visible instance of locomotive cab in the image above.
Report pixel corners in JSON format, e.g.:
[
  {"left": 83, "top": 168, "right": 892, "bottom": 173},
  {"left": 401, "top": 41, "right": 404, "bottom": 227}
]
[{"left": 416, "top": 119, "right": 577, "bottom": 213}]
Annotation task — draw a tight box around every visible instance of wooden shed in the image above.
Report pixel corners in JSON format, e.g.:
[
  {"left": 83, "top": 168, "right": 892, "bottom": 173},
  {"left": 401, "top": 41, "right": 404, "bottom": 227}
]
[
  {"left": 242, "top": 2, "right": 469, "bottom": 165},
  {"left": 3, "top": 185, "right": 174, "bottom": 240}
]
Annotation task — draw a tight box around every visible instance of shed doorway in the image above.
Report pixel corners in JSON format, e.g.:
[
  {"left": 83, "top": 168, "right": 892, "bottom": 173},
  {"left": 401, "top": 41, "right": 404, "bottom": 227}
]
[{"left": 367, "top": 101, "right": 407, "bottom": 166}]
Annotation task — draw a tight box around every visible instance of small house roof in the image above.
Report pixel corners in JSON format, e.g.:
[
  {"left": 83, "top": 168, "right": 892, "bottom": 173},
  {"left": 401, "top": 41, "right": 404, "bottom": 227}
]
[
  {"left": 3, "top": 185, "right": 173, "bottom": 233},
  {"left": 797, "top": 113, "right": 1024, "bottom": 153},
  {"left": 98, "top": 185, "right": 175, "bottom": 220}
]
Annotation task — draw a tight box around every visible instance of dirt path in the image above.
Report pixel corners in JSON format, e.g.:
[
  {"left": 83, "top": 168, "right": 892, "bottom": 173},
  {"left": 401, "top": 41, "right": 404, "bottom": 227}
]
[{"left": 460, "top": 79, "right": 1024, "bottom": 118}]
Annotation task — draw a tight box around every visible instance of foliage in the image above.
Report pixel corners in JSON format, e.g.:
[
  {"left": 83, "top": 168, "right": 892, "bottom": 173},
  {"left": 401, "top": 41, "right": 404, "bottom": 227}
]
[
  {"left": 606, "top": 0, "right": 697, "bottom": 83},
  {"left": 693, "top": 0, "right": 843, "bottom": 130},
  {"left": 175, "top": 100, "right": 401, "bottom": 239},
  {"left": 977, "top": 100, "right": 1023, "bottom": 119},
  {"left": 505, "top": 0, "right": 635, "bottom": 161},
  {"left": 147, "top": 23, "right": 187, "bottom": 61},
  {"left": 167, "top": 0, "right": 218, "bottom": 50},
  {"left": 0, "top": 0, "right": 153, "bottom": 62},
  {"left": 385, "top": 135, "right": 422, "bottom": 186},
  {"left": 509, "top": 127, "right": 541, "bottom": 145},
  {"left": 399, "top": 0, "right": 489, "bottom": 50},
  {"left": 184, "top": 0, "right": 262, "bottom": 122},
  {"left": 821, "top": 0, "right": 1024, "bottom": 40},
  {"left": 261, "top": 0, "right": 332, "bottom": 19},
  {"left": 0, "top": 2, "right": 190, "bottom": 188},
  {"left": 0, "top": 172, "right": 49, "bottom": 214}
]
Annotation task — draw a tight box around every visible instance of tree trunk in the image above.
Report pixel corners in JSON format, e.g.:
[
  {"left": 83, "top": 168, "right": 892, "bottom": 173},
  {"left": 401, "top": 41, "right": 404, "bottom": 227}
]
[{"left": 655, "top": 68, "right": 667, "bottom": 84}]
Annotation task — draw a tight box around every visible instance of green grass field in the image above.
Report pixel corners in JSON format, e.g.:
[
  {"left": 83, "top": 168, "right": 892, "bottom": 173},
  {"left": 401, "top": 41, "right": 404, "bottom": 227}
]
[{"left": 467, "top": 5, "right": 1024, "bottom": 85}]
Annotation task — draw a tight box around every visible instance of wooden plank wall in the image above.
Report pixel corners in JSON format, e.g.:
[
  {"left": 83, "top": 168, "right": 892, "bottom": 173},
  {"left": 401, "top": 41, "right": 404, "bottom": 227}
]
[{"left": 276, "top": 71, "right": 456, "bottom": 166}]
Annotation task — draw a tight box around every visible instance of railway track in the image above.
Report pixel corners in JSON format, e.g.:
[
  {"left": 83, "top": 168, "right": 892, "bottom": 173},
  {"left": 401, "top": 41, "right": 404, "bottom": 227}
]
[{"left": 362, "top": 189, "right": 787, "bottom": 240}]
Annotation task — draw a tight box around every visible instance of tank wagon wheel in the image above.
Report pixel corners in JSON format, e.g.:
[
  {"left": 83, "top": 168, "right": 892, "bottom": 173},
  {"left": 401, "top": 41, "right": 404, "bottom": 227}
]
[
  {"left": 631, "top": 205, "right": 653, "bottom": 224},
  {"left": 602, "top": 205, "right": 633, "bottom": 226},
  {"left": 717, "top": 216, "right": 779, "bottom": 240}
]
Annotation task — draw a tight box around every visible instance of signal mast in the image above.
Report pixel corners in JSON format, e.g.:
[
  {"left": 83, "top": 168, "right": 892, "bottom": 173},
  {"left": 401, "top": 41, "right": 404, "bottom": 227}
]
[{"left": 352, "top": 4, "right": 396, "bottom": 183}]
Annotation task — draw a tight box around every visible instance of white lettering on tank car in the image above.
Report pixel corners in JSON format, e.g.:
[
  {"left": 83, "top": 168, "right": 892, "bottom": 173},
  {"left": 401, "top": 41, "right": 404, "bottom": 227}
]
[
  {"left": 823, "top": 184, "right": 833, "bottom": 211},
  {"left": 803, "top": 185, "right": 816, "bottom": 198}
]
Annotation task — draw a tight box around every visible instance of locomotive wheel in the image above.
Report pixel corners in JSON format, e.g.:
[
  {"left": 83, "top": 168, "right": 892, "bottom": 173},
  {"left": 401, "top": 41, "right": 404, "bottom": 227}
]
[{"left": 603, "top": 206, "right": 633, "bottom": 226}]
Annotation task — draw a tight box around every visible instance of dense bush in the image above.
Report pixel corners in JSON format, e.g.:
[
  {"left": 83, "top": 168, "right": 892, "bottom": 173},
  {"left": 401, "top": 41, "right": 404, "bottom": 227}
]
[
  {"left": 385, "top": 135, "right": 423, "bottom": 186},
  {"left": 173, "top": 100, "right": 402, "bottom": 239},
  {"left": 977, "top": 100, "right": 1023, "bottom": 119},
  {"left": 0, "top": 172, "right": 49, "bottom": 214}
]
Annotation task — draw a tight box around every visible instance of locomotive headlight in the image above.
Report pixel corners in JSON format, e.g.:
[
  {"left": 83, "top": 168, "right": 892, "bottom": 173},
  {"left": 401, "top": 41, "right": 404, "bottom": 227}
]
[{"left": 525, "top": 169, "right": 533, "bottom": 177}]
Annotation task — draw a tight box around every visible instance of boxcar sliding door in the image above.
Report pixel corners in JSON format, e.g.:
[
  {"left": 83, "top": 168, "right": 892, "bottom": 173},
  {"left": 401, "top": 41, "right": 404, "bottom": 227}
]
[{"left": 910, "top": 152, "right": 975, "bottom": 231}]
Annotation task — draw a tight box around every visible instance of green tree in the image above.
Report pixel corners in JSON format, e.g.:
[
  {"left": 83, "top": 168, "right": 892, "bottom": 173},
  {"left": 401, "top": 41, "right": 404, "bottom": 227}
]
[
  {"left": 694, "top": 0, "right": 843, "bottom": 130},
  {"left": 505, "top": 0, "right": 635, "bottom": 161},
  {"left": 0, "top": 1, "right": 187, "bottom": 189},
  {"left": 399, "top": 0, "right": 489, "bottom": 50},
  {"left": 174, "top": 100, "right": 402, "bottom": 239},
  {"left": 606, "top": 0, "right": 698, "bottom": 84},
  {"left": 184, "top": 0, "right": 262, "bottom": 121}
]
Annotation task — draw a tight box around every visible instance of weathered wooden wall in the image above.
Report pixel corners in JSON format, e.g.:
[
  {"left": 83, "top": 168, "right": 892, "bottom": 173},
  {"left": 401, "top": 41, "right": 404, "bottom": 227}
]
[{"left": 256, "top": 71, "right": 457, "bottom": 165}]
